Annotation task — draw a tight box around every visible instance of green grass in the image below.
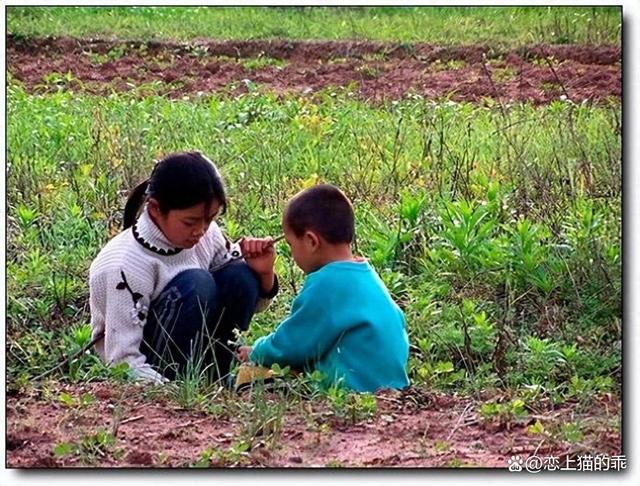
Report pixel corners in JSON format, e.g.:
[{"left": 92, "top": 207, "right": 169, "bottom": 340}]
[
  {"left": 7, "top": 81, "right": 621, "bottom": 407},
  {"left": 7, "top": 6, "right": 621, "bottom": 46}
]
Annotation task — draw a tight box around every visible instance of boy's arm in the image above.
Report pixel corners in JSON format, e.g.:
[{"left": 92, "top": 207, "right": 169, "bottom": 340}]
[{"left": 249, "top": 278, "right": 342, "bottom": 369}]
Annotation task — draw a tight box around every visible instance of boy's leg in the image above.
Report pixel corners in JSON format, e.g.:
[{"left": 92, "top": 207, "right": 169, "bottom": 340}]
[
  {"left": 210, "top": 261, "right": 261, "bottom": 377},
  {"left": 141, "top": 269, "right": 220, "bottom": 380}
]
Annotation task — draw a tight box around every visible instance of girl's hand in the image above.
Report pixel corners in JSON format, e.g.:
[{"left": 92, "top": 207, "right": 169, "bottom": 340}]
[
  {"left": 239, "top": 237, "right": 276, "bottom": 276},
  {"left": 237, "top": 346, "right": 253, "bottom": 362}
]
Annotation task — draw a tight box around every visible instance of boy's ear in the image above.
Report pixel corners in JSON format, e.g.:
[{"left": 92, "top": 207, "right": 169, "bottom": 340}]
[{"left": 304, "top": 230, "right": 321, "bottom": 251}]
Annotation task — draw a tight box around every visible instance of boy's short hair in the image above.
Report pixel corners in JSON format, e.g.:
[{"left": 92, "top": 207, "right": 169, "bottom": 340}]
[{"left": 285, "top": 184, "right": 355, "bottom": 244}]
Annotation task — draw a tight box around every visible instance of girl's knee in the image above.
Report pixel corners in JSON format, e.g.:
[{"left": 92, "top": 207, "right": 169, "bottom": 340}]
[
  {"left": 224, "top": 263, "right": 260, "bottom": 297},
  {"left": 211, "top": 263, "right": 261, "bottom": 332},
  {"left": 170, "top": 269, "right": 218, "bottom": 307}
]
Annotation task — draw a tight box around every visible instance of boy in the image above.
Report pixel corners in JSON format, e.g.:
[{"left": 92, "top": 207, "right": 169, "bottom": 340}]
[{"left": 238, "top": 184, "right": 409, "bottom": 392}]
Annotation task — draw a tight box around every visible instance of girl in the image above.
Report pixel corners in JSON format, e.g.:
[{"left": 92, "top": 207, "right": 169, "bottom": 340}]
[{"left": 89, "top": 151, "right": 278, "bottom": 384}]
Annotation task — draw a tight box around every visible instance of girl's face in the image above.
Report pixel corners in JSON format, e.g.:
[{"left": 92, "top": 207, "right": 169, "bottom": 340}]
[{"left": 149, "top": 199, "right": 221, "bottom": 249}]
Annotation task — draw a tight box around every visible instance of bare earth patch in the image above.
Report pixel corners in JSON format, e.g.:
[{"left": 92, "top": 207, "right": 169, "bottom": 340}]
[
  {"left": 6, "top": 381, "right": 620, "bottom": 468},
  {"left": 8, "top": 36, "right": 620, "bottom": 104}
]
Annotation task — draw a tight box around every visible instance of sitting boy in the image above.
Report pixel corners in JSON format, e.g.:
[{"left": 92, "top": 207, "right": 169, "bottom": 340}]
[{"left": 238, "top": 184, "right": 409, "bottom": 393}]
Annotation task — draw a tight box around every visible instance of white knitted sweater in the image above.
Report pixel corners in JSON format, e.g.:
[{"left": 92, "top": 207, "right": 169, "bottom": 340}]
[{"left": 89, "top": 205, "right": 274, "bottom": 383}]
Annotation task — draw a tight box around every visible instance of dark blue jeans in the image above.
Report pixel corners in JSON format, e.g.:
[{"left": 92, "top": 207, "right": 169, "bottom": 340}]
[{"left": 140, "top": 262, "right": 260, "bottom": 382}]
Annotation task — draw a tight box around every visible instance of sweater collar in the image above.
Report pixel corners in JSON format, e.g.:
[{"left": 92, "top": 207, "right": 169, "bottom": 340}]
[{"left": 131, "top": 206, "right": 183, "bottom": 256}]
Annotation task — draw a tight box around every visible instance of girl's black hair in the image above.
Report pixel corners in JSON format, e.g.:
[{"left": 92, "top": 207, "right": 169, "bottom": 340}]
[
  {"left": 285, "top": 184, "right": 355, "bottom": 244},
  {"left": 123, "top": 151, "right": 227, "bottom": 229}
]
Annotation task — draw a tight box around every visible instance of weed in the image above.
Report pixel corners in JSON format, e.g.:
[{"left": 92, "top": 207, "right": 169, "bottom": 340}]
[
  {"left": 186, "top": 44, "right": 210, "bottom": 58},
  {"left": 355, "top": 63, "right": 380, "bottom": 79},
  {"left": 479, "top": 398, "right": 528, "bottom": 428},
  {"left": 242, "top": 53, "right": 288, "bottom": 71},
  {"left": 541, "top": 81, "right": 563, "bottom": 93},
  {"left": 193, "top": 440, "right": 251, "bottom": 467},
  {"left": 236, "top": 387, "right": 288, "bottom": 449},
  {"left": 492, "top": 66, "right": 516, "bottom": 83},
  {"left": 325, "top": 386, "right": 378, "bottom": 423},
  {"left": 446, "top": 457, "right": 465, "bottom": 467},
  {"left": 362, "top": 52, "right": 388, "bottom": 62},
  {"left": 85, "top": 45, "right": 128, "bottom": 65},
  {"left": 57, "top": 391, "right": 96, "bottom": 408},
  {"left": 560, "top": 422, "right": 584, "bottom": 443},
  {"left": 430, "top": 59, "right": 465, "bottom": 71},
  {"left": 434, "top": 439, "right": 450, "bottom": 452},
  {"left": 53, "top": 428, "right": 120, "bottom": 465}
]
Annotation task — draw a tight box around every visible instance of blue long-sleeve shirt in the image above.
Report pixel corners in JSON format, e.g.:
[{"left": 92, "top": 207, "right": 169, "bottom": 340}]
[{"left": 250, "top": 260, "right": 410, "bottom": 392}]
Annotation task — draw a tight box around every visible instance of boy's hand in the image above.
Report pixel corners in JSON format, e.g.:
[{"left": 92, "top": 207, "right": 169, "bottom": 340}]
[
  {"left": 239, "top": 237, "right": 276, "bottom": 276},
  {"left": 237, "top": 346, "right": 253, "bottom": 363}
]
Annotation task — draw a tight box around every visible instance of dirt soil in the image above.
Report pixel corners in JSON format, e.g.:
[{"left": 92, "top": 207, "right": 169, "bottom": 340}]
[
  {"left": 7, "top": 36, "right": 620, "bottom": 104},
  {"left": 6, "top": 381, "right": 620, "bottom": 468}
]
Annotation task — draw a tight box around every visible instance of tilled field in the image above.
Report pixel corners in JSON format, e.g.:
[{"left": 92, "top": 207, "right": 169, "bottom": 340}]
[
  {"left": 6, "top": 382, "right": 621, "bottom": 468},
  {"left": 8, "top": 36, "right": 621, "bottom": 103}
]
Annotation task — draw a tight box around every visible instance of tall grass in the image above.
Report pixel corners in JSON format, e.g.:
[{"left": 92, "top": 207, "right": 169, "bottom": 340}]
[
  {"left": 7, "top": 6, "right": 621, "bottom": 45},
  {"left": 7, "top": 82, "right": 620, "bottom": 402}
]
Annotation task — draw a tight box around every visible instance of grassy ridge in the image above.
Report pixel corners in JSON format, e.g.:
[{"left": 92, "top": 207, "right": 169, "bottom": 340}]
[
  {"left": 7, "top": 6, "right": 621, "bottom": 45},
  {"left": 7, "top": 83, "right": 621, "bottom": 404}
]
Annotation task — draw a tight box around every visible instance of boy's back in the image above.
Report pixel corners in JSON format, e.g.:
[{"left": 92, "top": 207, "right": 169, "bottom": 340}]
[{"left": 250, "top": 259, "right": 410, "bottom": 392}]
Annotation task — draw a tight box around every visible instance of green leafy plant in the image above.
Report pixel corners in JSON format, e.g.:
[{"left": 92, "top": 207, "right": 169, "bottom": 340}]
[
  {"left": 325, "top": 386, "right": 378, "bottom": 423},
  {"left": 480, "top": 398, "right": 528, "bottom": 428},
  {"left": 193, "top": 440, "right": 251, "bottom": 467},
  {"left": 53, "top": 428, "right": 119, "bottom": 464}
]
